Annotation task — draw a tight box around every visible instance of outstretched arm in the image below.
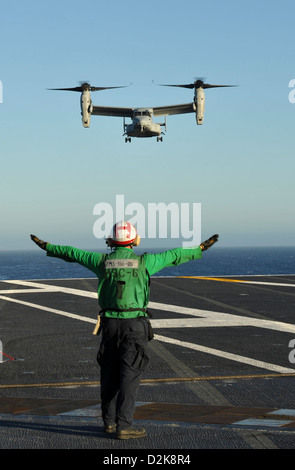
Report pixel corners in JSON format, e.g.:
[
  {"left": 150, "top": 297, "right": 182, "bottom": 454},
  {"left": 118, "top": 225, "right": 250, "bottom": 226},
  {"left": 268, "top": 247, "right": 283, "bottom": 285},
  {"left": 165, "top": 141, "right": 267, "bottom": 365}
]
[
  {"left": 144, "top": 234, "right": 219, "bottom": 276},
  {"left": 30, "top": 234, "right": 102, "bottom": 273}
]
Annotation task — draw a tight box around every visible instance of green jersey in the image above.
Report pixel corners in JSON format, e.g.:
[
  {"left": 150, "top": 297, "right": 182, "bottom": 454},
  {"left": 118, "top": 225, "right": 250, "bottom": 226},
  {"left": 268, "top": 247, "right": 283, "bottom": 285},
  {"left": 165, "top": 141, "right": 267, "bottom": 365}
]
[{"left": 46, "top": 244, "right": 202, "bottom": 318}]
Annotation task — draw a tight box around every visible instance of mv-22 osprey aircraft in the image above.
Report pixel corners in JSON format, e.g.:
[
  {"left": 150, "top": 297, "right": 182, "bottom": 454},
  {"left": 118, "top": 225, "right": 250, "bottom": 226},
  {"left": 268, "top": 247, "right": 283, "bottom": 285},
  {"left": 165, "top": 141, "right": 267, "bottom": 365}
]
[{"left": 50, "top": 79, "right": 236, "bottom": 142}]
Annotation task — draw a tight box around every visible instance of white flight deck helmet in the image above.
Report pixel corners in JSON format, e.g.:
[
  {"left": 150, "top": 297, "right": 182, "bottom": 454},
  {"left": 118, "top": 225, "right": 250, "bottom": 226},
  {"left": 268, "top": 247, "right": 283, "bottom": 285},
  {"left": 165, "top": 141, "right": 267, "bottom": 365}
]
[{"left": 107, "top": 220, "right": 140, "bottom": 247}]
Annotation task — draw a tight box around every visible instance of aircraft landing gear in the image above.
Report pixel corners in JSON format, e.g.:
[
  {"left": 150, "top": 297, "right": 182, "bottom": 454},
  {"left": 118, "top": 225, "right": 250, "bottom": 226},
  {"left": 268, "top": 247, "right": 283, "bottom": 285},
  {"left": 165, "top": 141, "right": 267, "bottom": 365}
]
[
  {"left": 157, "top": 136, "right": 163, "bottom": 142},
  {"left": 125, "top": 137, "right": 131, "bottom": 143}
]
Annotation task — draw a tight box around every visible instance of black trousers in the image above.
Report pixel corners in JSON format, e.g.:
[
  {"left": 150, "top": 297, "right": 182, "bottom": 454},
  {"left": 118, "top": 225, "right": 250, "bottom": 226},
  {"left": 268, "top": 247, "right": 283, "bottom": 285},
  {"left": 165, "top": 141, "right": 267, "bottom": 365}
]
[{"left": 97, "top": 317, "right": 150, "bottom": 431}]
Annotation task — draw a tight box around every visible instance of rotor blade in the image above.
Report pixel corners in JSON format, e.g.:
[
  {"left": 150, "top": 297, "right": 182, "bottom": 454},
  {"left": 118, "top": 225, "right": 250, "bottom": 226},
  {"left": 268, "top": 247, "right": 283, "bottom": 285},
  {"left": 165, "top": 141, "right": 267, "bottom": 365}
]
[
  {"left": 202, "top": 84, "right": 237, "bottom": 89},
  {"left": 159, "top": 80, "right": 237, "bottom": 89},
  {"left": 48, "top": 83, "right": 129, "bottom": 92},
  {"left": 159, "top": 83, "right": 195, "bottom": 89},
  {"left": 90, "top": 85, "right": 128, "bottom": 92},
  {"left": 48, "top": 86, "right": 83, "bottom": 92}
]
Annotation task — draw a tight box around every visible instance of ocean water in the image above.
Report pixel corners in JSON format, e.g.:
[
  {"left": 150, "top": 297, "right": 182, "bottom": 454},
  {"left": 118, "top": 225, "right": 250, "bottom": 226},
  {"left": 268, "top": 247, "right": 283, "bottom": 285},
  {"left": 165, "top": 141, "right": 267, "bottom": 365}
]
[{"left": 0, "top": 247, "right": 294, "bottom": 280}]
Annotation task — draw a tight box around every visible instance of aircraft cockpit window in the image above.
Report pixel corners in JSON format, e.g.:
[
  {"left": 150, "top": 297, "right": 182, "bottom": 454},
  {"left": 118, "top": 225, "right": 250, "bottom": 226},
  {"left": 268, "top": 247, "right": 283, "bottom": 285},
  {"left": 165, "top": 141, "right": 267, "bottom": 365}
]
[{"left": 134, "top": 110, "right": 151, "bottom": 117}]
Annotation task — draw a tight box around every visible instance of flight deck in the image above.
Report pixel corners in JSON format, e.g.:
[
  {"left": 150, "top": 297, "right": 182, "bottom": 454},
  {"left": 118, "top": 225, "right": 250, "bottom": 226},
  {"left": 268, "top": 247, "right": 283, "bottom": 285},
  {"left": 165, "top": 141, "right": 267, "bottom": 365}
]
[{"left": 1, "top": 275, "right": 295, "bottom": 450}]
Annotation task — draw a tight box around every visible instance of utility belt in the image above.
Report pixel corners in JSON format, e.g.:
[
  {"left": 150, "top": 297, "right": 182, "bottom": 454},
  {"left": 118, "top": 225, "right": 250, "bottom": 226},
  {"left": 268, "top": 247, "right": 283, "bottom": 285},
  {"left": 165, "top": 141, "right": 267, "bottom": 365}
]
[{"left": 92, "top": 307, "right": 154, "bottom": 341}]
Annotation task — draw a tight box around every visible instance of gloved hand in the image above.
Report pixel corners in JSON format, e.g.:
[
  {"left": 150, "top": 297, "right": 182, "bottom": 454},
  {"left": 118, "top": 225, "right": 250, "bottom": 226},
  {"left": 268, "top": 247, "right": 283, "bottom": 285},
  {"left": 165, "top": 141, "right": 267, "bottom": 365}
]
[
  {"left": 200, "top": 234, "right": 219, "bottom": 251},
  {"left": 30, "top": 234, "right": 48, "bottom": 250}
]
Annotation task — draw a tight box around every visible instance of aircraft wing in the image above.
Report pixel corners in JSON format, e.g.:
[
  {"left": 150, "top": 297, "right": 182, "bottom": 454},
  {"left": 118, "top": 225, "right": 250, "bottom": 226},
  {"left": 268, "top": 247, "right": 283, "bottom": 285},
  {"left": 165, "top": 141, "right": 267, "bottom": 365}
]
[
  {"left": 152, "top": 102, "right": 196, "bottom": 116},
  {"left": 91, "top": 105, "right": 134, "bottom": 118}
]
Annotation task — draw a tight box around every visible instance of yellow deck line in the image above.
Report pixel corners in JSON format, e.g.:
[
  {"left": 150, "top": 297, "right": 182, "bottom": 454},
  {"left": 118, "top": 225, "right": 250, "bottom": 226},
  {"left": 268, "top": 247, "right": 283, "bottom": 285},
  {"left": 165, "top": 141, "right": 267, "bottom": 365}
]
[
  {"left": 178, "top": 276, "right": 250, "bottom": 283},
  {"left": 1, "top": 373, "right": 295, "bottom": 389}
]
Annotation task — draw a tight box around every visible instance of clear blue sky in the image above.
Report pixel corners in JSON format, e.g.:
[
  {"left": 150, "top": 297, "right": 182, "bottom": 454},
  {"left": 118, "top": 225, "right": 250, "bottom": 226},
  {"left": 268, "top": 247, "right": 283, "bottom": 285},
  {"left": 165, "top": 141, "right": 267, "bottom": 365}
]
[{"left": 1, "top": 0, "right": 294, "bottom": 250}]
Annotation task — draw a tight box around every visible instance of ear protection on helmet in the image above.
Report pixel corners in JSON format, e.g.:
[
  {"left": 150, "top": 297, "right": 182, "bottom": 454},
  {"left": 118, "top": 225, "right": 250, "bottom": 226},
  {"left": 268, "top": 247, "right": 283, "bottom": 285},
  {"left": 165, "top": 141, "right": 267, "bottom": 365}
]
[{"left": 133, "top": 234, "right": 141, "bottom": 246}]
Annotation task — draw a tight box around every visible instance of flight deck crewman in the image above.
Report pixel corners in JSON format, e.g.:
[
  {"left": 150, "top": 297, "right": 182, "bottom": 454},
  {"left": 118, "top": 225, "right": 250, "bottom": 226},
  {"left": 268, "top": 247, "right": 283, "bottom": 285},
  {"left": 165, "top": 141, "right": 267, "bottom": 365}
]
[{"left": 30, "top": 221, "right": 218, "bottom": 440}]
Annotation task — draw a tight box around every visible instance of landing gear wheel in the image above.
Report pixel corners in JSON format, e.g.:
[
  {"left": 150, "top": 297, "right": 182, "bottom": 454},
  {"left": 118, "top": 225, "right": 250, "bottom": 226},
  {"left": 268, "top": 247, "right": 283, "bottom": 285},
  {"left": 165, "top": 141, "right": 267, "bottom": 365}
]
[{"left": 125, "top": 137, "right": 131, "bottom": 143}]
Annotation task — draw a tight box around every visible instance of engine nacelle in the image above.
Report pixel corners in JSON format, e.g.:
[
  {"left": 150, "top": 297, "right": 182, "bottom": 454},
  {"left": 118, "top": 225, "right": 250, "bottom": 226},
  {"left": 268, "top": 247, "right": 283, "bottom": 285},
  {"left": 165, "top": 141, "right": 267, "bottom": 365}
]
[
  {"left": 80, "top": 90, "right": 92, "bottom": 128},
  {"left": 194, "top": 87, "right": 205, "bottom": 125}
]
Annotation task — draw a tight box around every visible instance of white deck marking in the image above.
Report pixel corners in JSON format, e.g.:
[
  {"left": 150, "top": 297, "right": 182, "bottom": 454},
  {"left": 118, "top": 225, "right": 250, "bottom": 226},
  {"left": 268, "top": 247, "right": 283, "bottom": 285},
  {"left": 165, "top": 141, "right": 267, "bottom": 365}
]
[
  {"left": 1, "top": 279, "right": 295, "bottom": 374},
  {"left": 0, "top": 295, "right": 97, "bottom": 324},
  {"left": 154, "top": 335, "right": 295, "bottom": 374},
  {"left": 1, "top": 280, "right": 97, "bottom": 298}
]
